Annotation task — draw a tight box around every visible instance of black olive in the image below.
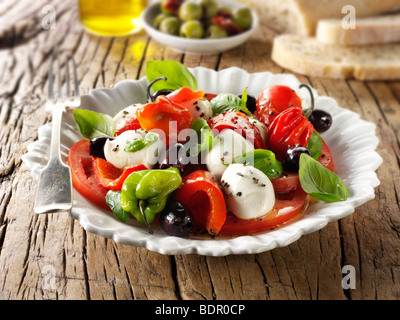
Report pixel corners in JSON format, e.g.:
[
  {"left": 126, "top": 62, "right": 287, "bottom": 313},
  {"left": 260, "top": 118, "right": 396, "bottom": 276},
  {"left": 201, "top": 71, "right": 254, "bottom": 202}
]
[
  {"left": 149, "top": 89, "right": 174, "bottom": 102},
  {"left": 283, "top": 146, "right": 311, "bottom": 172},
  {"left": 159, "top": 200, "right": 193, "bottom": 238},
  {"left": 89, "top": 137, "right": 114, "bottom": 159},
  {"left": 309, "top": 110, "right": 333, "bottom": 133},
  {"left": 238, "top": 93, "right": 257, "bottom": 113},
  {"left": 157, "top": 143, "right": 207, "bottom": 178}
]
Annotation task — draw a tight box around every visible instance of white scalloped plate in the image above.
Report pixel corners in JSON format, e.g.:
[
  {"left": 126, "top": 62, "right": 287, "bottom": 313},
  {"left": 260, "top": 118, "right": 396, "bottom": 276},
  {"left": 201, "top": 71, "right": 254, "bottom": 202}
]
[{"left": 22, "top": 67, "right": 382, "bottom": 256}]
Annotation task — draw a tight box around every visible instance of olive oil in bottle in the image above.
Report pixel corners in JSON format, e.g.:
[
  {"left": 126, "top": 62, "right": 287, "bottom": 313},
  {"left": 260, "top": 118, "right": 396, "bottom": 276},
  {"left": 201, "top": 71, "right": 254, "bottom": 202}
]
[{"left": 79, "top": 0, "right": 147, "bottom": 36}]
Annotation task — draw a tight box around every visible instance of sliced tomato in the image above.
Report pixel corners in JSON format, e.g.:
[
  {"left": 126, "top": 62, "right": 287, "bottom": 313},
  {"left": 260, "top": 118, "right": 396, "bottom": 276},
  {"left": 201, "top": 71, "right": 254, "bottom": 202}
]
[
  {"left": 209, "top": 111, "right": 267, "bottom": 149},
  {"left": 318, "top": 138, "right": 334, "bottom": 172},
  {"left": 256, "top": 85, "right": 303, "bottom": 127},
  {"left": 220, "top": 185, "right": 308, "bottom": 236},
  {"left": 92, "top": 157, "right": 147, "bottom": 191},
  {"left": 174, "top": 170, "right": 226, "bottom": 236},
  {"left": 136, "top": 96, "right": 193, "bottom": 146},
  {"left": 68, "top": 139, "right": 109, "bottom": 210}
]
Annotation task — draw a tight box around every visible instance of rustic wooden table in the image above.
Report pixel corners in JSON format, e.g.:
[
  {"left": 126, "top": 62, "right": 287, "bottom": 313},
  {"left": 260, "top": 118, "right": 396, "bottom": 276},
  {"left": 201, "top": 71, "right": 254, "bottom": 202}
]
[{"left": 0, "top": 0, "right": 399, "bottom": 301}]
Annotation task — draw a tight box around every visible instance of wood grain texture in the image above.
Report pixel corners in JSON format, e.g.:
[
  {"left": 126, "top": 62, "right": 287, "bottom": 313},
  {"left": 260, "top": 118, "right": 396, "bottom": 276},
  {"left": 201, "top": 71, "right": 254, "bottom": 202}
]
[{"left": 0, "top": 0, "right": 399, "bottom": 300}]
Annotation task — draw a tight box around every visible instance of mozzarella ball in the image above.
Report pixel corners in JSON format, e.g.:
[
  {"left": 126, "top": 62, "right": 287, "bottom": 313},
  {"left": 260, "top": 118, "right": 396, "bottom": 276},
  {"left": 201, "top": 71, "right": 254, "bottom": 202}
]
[
  {"left": 205, "top": 129, "right": 254, "bottom": 179},
  {"left": 250, "top": 118, "right": 268, "bottom": 143},
  {"left": 186, "top": 97, "right": 213, "bottom": 120},
  {"left": 221, "top": 164, "right": 275, "bottom": 220},
  {"left": 104, "top": 129, "right": 164, "bottom": 169},
  {"left": 113, "top": 104, "right": 143, "bottom": 125}
]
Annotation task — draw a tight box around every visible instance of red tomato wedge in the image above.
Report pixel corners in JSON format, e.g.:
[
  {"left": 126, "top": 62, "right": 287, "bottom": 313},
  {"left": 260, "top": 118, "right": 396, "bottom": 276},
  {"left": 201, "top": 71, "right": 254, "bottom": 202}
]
[
  {"left": 136, "top": 96, "right": 193, "bottom": 146},
  {"left": 174, "top": 170, "right": 226, "bottom": 236},
  {"left": 92, "top": 157, "right": 147, "bottom": 191},
  {"left": 68, "top": 139, "right": 110, "bottom": 210},
  {"left": 220, "top": 184, "right": 308, "bottom": 236},
  {"left": 209, "top": 111, "right": 267, "bottom": 149}
]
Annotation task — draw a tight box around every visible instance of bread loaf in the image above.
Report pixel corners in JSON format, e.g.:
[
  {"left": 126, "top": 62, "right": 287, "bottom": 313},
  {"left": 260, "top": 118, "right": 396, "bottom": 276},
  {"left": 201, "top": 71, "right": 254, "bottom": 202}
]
[
  {"left": 316, "top": 14, "right": 400, "bottom": 45},
  {"left": 242, "top": 0, "right": 400, "bottom": 35},
  {"left": 271, "top": 34, "right": 400, "bottom": 80}
]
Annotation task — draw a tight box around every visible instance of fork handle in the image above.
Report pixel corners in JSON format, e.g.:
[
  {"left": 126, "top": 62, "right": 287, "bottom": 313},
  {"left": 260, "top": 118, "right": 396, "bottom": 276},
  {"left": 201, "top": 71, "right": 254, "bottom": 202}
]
[{"left": 49, "top": 106, "right": 65, "bottom": 163}]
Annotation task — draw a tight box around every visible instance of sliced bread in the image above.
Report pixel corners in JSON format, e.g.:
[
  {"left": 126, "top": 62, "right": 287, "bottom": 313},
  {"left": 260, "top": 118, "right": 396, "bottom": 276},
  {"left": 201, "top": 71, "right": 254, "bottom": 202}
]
[
  {"left": 316, "top": 14, "right": 400, "bottom": 45},
  {"left": 271, "top": 34, "right": 400, "bottom": 80},
  {"left": 240, "top": 0, "right": 400, "bottom": 36}
]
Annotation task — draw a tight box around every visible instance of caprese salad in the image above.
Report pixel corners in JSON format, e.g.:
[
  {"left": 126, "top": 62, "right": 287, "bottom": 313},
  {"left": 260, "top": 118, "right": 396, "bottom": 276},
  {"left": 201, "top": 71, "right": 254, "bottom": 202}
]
[{"left": 68, "top": 60, "right": 347, "bottom": 238}]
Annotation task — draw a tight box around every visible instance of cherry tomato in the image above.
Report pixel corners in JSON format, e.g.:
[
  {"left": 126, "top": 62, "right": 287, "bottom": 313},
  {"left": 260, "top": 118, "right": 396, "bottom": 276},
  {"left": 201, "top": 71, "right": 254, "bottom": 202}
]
[
  {"left": 267, "top": 107, "right": 314, "bottom": 160},
  {"left": 208, "top": 111, "right": 267, "bottom": 149},
  {"left": 92, "top": 157, "right": 147, "bottom": 191},
  {"left": 68, "top": 139, "right": 110, "bottom": 210},
  {"left": 174, "top": 170, "right": 226, "bottom": 236},
  {"left": 256, "top": 85, "right": 302, "bottom": 127},
  {"left": 136, "top": 96, "right": 193, "bottom": 146},
  {"left": 220, "top": 183, "right": 308, "bottom": 236}
]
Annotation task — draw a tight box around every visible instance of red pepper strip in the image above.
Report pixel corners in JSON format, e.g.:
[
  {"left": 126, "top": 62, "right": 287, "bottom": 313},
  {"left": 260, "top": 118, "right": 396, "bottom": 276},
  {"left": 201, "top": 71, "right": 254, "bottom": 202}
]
[
  {"left": 136, "top": 96, "right": 193, "bottom": 146},
  {"left": 167, "top": 87, "right": 205, "bottom": 109},
  {"left": 174, "top": 170, "right": 227, "bottom": 236},
  {"left": 92, "top": 157, "right": 147, "bottom": 191},
  {"left": 212, "top": 16, "right": 243, "bottom": 35},
  {"left": 267, "top": 108, "right": 314, "bottom": 160},
  {"left": 162, "top": 0, "right": 184, "bottom": 15},
  {"left": 208, "top": 111, "right": 267, "bottom": 149}
]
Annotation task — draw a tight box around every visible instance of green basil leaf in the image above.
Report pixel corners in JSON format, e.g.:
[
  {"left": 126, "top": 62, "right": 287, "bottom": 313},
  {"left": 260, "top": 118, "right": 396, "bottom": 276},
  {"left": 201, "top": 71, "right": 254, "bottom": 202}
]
[
  {"left": 73, "top": 109, "right": 115, "bottom": 140},
  {"left": 234, "top": 149, "right": 283, "bottom": 179},
  {"left": 239, "top": 87, "right": 253, "bottom": 117},
  {"left": 299, "top": 153, "right": 348, "bottom": 202},
  {"left": 211, "top": 92, "right": 253, "bottom": 117},
  {"left": 124, "top": 132, "right": 159, "bottom": 153},
  {"left": 191, "top": 118, "right": 216, "bottom": 155},
  {"left": 145, "top": 60, "right": 197, "bottom": 92},
  {"left": 211, "top": 93, "right": 242, "bottom": 116},
  {"left": 106, "top": 190, "right": 131, "bottom": 223},
  {"left": 307, "top": 130, "right": 323, "bottom": 160}
]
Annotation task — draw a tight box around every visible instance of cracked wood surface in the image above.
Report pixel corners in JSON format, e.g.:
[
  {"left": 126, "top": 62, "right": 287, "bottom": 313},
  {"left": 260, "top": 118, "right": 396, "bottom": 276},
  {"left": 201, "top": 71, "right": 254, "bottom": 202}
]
[{"left": 0, "top": 0, "right": 399, "bottom": 300}]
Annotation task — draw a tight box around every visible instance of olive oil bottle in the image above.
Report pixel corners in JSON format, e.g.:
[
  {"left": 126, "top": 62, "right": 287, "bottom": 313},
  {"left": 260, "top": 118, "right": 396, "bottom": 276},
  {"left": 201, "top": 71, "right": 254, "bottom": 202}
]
[{"left": 79, "top": 0, "right": 147, "bottom": 36}]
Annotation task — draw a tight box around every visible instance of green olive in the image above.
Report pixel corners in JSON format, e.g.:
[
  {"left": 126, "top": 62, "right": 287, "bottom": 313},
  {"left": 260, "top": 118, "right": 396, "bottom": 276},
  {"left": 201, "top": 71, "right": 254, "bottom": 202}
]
[
  {"left": 206, "top": 25, "right": 228, "bottom": 39},
  {"left": 153, "top": 13, "right": 169, "bottom": 29},
  {"left": 232, "top": 7, "right": 253, "bottom": 30},
  {"left": 199, "top": 0, "right": 218, "bottom": 19},
  {"left": 178, "top": 1, "right": 202, "bottom": 22},
  {"left": 218, "top": 5, "right": 232, "bottom": 17},
  {"left": 159, "top": 17, "right": 181, "bottom": 36},
  {"left": 180, "top": 20, "right": 204, "bottom": 39},
  {"left": 160, "top": 0, "right": 173, "bottom": 15}
]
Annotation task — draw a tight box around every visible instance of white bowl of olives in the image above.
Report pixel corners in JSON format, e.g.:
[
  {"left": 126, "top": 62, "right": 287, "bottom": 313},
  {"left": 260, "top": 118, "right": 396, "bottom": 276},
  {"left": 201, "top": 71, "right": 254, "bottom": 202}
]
[{"left": 142, "top": 0, "right": 259, "bottom": 55}]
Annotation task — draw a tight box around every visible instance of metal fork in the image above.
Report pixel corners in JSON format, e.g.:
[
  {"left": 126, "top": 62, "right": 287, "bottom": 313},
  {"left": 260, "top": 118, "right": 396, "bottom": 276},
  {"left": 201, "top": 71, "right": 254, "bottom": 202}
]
[{"left": 34, "top": 54, "right": 80, "bottom": 214}]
